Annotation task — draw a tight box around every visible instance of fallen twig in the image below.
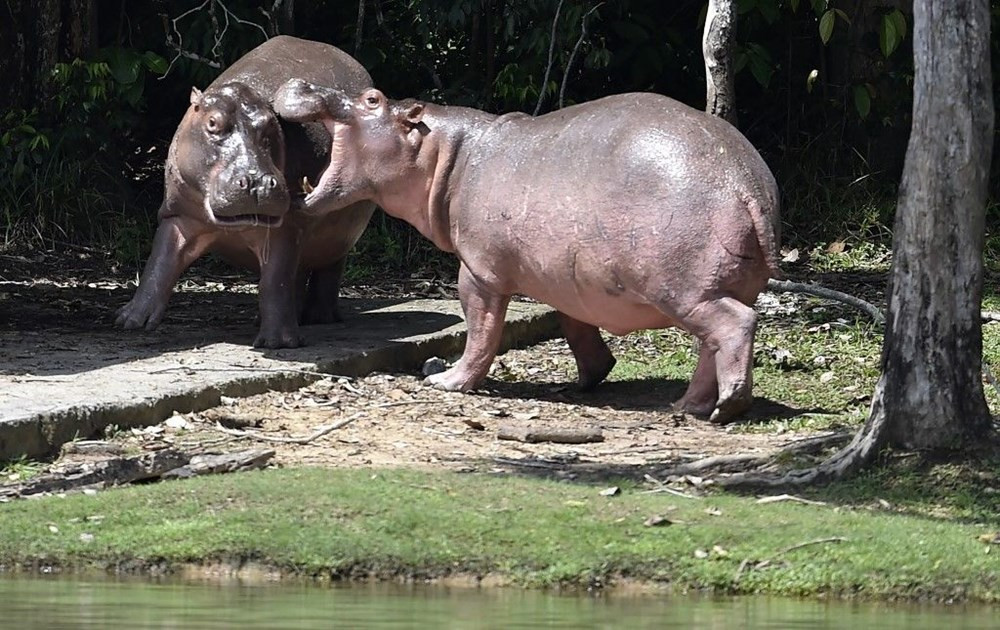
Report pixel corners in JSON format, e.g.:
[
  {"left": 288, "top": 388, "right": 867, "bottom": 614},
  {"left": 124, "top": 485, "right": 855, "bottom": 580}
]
[
  {"left": 370, "top": 399, "right": 440, "bottom": 409},
  {"left": 492, "top": 456, "right": 565, "bottom": 470},
  {"left": 213, "top": 412, "right": 363, "bottom": 444},
  {"left": 641, "top": 486, "right": 699, "bottom": 499},
  {"left": 755, "top": 493, "right": 827, "bottom": 506},
  {"left": 148, "top": 365, "right": 351, "bottom": 380},
  {"left": 641, "top": 473, "right": 700, "bottom": 499},
  {"left": 497, "top": 423, "right": 604, "bottom": 444},
  {"left": 766, "top": 278, "right": 884, "bottom": 324},
  {"left": 780, "top": 536, "right": 847, "bottom": 554}
]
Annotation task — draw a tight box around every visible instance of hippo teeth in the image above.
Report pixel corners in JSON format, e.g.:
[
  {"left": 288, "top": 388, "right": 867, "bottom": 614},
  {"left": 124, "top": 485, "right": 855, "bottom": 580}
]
[{"left": 301, "top": 176, "right": 315, "bottom": 194}]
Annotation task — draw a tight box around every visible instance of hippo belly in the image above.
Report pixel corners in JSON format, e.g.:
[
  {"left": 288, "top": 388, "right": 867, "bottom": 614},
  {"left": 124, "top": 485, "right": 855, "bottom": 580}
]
[{"left": 510, "top": 263, "right": 677, "bottom": 336}]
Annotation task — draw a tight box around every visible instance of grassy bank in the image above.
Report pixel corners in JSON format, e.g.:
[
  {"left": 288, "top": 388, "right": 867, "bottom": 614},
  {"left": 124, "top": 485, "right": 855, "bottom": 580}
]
[{"left": 0, "top": 466, "right": 997, "bottom": 602}]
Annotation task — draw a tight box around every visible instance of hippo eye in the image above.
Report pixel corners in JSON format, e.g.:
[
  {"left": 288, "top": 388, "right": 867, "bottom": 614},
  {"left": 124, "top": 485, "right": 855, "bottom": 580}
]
[{"left": 365, "top": 94, "right": 380, "bottom": 108}]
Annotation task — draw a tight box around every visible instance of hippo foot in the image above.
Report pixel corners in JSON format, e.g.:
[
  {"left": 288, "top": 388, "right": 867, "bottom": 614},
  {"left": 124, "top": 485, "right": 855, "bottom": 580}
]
[
  {"left": 577, "top": 355, "right": 616, "bottom": 391},
  {"left": 707, "top": 391, "right": 752, "bottom": 425},
  {"left": 671, "top": 398, "right": 715, "bottom": 419},
  {"left": 253, "top": 327, "right": 304, "bottom": 349},
  {"left": 115, "top": 299, "right": 164, "bottom": 332},
  {"left": 422, "top": 367, "right": 480, "bottom": 393}
]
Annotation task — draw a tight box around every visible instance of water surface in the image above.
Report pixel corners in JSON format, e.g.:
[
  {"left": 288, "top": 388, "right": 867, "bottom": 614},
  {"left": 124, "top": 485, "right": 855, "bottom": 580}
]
[{"left": 0, "top": 576, "right": 995, "bottom": 629}]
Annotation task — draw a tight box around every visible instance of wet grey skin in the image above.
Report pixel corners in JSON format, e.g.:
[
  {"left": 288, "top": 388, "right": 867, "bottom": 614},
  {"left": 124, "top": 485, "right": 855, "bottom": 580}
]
[{"left": 116, "top": 36, "right": 375, "bottom": 348}]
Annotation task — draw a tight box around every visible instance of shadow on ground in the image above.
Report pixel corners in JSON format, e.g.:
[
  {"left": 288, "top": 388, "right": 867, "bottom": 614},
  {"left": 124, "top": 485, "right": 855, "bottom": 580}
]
[
  {"left": 479, "top": 375, "right": 831, "bottom": 420},
  {"left": 0, "top": 280, "right": 458, "bottom": 376}
]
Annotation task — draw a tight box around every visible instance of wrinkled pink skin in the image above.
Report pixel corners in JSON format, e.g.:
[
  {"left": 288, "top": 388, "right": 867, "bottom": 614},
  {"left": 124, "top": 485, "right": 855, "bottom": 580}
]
[
  {"left": 116, "top": 37, "right": 374, "bottom": 348},
  {"left": 275, "top": 82, "right": 781, "bottom": 422}
]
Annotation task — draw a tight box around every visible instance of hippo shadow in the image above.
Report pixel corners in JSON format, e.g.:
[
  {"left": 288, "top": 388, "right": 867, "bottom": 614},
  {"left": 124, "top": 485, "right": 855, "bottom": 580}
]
[
  {"left": 476, "top": 375, "right": 827, "bottom": 425},
  {"left": 0, "top": 280, "right": 461, "bottom": 377}
]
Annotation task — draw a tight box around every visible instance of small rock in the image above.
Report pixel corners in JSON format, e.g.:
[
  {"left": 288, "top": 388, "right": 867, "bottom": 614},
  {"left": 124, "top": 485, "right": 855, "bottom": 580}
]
[
  {"left": 79, "top": 533, "right": 94, "bottom": 544},
  {"left": 164, "top": 415, "right": 190, "bottom": 430},
  {"left": 643, "top": 515, "right": 673, "bottom": 527},
  {"left": 599, "top": 486, "right": 621, "bottom": 497},
  {"left": 694, "top": 549, "right": 709, "bottom": 559},
  {"left": 422, "top": 357, "right": 448, "bottom": 377},
  {"left": 48, "top": 525, "right": 59, "bottom": 534}
]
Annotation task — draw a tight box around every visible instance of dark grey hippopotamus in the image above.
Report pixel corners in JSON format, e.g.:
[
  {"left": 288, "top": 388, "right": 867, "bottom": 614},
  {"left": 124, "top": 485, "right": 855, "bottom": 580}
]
[
  {"left": 116, "top": 36, "right": 374, "bottom": 348},
  {"left": 274, "top": 81, "right": 781, "bottom": 422}
]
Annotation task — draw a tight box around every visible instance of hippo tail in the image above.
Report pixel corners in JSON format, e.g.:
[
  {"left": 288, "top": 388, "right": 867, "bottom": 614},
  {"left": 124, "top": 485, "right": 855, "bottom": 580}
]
[{"left": 746, "top": 195, "right": 783, "bottom": 280}]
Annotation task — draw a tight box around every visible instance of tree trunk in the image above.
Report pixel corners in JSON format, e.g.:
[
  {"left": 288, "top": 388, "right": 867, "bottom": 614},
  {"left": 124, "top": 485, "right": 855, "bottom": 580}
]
[
  {"left": 872, "top": 0, "right": 994, "bottom": 449},
  {"left": 702, "top": 0, "right": 737, "bottom": 125},
  {"left": 1, "top": 0, "right": 97, "bottom": 111}
]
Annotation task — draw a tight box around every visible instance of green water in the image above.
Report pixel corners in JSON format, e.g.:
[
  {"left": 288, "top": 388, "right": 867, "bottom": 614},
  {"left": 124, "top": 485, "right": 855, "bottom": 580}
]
[{"left": 0, "top": 577, "right": 996, "bottom": 629}]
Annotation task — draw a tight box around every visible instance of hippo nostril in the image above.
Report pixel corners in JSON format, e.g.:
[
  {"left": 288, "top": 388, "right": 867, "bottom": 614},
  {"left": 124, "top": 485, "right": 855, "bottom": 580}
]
[
  {"left": 264, "top": 175, "right": 278, "bottom": 189},
  {"left": 237, "top": 176, "right": 251, "bottom": 190}
]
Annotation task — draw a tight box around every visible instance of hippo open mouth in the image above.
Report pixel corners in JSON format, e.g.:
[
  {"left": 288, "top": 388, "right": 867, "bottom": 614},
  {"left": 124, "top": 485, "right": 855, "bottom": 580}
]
[
  {"left": 299, "top": 119, "right": 347, "bottom": 206},
  {"left": 211, "top": 213, "right": 284, "bottom": 227}
]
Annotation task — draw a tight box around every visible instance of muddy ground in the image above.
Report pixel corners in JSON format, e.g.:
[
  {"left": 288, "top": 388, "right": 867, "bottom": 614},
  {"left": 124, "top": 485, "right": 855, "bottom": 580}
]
[{"left": 1, "top": 246, "right": 888, "bottom": 481}]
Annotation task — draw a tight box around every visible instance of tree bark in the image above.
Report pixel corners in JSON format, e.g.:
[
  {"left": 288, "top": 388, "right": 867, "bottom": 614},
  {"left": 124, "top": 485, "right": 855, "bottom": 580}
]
[
  {"left": 1, "top": 0, "right": 98, "bottom": 111},
  {"left": 712, "top": 0, "right": 994, "bottom": 491},
  {"left": 702, "top": 0, "right": 737, "bottom": 125},
  {"left": 871, "top": 0, "right": 994, "bottom": 449}
]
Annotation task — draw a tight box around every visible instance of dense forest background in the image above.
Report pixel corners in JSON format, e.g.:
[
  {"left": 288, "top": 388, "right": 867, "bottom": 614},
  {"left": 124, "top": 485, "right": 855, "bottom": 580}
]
[{"left": 1, "top": 0, "right": 997, "bottom": 270}]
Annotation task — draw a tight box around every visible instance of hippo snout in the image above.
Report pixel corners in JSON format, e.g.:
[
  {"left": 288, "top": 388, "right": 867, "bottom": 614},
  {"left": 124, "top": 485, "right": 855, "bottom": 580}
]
[
  {"left": 209, "top": 168, "right": 290, "bottom": 226},
  {"left": 236, "top": 172, "right": 281, "bottom": 198}
]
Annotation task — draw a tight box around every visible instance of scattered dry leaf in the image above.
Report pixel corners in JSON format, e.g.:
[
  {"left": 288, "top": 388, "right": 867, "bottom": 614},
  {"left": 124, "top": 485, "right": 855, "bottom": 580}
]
[
  {"left": 644, "top": 515, "right": 673, "bottom": 527},
  {"left": 599, "top": 486, "right": 621, "bottom": 497}
]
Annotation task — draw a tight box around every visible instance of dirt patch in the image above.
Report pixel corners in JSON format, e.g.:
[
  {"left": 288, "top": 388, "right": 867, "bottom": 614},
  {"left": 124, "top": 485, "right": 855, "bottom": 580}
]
[
  {"left": 70, "top": 339, "right": 819, "bottom": 482},
  {"left": 2, "top": 246, "right": 878, "bottom": 481}
]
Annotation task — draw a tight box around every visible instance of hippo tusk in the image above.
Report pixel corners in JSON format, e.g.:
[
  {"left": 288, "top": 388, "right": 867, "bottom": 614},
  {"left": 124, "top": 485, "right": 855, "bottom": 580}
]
[{"left": 301, "top": 176, "right": 315, "bottom": 194}]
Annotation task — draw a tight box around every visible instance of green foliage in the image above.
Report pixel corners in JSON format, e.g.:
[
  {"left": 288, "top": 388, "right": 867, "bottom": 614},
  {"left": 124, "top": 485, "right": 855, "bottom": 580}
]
[{"left": 0, "top": 49, "right": 164, "bottom": 250}]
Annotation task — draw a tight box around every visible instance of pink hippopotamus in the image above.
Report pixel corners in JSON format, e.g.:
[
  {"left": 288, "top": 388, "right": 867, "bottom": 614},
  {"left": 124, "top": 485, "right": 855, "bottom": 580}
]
[{"left": 273, "top": 80, "right": 781, "bottom": 423}]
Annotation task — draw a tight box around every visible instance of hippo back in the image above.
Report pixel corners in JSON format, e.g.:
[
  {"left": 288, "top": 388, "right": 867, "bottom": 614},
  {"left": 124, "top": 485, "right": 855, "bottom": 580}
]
[{"left": 212, "top": 35, "right": 371, "bottom": 99}]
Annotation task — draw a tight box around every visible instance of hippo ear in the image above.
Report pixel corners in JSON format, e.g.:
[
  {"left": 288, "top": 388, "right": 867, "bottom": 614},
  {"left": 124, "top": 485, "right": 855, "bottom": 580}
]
[
  {"left": 398, "top": 102, "right": 425, "bottom": 131},
  {"left": 189, "top": 87, "right": 203, "bottom": 106}
]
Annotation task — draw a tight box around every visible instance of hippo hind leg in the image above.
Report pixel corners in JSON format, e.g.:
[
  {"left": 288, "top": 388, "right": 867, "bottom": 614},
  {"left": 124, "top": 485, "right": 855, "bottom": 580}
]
[
  {"left": 558, "top": 313, "right": 616, "bottom": 390},
  {"left": 671, "top": 296, "right": 758, "bottom": 423},
  {"left": 300, "top": 258, "right": 347, "bottom": 325}
]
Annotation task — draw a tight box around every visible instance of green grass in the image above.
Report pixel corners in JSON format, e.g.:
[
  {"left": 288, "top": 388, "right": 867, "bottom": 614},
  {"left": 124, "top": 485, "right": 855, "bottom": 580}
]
[{"left": 0, "top": 467, "right": 997, "bottom": 601}]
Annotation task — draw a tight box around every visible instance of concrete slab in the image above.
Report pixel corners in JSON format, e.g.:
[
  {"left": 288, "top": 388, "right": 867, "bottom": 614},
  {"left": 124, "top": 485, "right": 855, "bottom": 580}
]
[{"left": 0, "top": 299, "right": 558, "bottom": 461}]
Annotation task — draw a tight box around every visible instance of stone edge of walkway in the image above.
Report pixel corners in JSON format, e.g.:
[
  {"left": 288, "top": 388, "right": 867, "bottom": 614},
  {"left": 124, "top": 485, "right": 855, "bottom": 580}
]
[{"left": 0, "top": 306, "right": 560, "bottom": 462}]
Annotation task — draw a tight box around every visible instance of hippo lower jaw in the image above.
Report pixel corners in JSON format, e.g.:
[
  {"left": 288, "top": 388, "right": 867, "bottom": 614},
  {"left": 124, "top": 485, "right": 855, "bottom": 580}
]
[
  {"left": 300, "top": 119, "right": 347, "bottom": 208},
  {"left": 210, "top": 212, "right": 284, "bottom": 228}
]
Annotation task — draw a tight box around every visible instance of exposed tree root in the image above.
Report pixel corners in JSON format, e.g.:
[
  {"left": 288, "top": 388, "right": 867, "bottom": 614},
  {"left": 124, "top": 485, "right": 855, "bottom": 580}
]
[
  {"left": 714, "top": 384, "right": 890, "bottom": 489},
  {"left": 656, "top": 431, "right": 852, "bottom": 480},
  {"left": 768, "top": 279, "right": 999, "bottom": 325},
  {"left": 766, "top": 278, "right": 885, "bottom": 323}
]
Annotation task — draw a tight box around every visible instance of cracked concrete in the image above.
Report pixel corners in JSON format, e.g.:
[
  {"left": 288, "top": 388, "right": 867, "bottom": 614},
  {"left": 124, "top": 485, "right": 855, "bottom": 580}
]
[{"left": 0, "top": 299, "right": 558, "bottom": 461}]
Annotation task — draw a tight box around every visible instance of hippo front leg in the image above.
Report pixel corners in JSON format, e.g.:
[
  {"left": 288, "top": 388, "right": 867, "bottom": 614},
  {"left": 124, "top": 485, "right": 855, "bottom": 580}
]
[
  {"left": 558, "top": 313, "right": 616, "bottom": 390},
  {"left": 116, "top": 216, "right": 211, "bottom": 331},
  {"left": 255, "top": 230, "right": 304, "bottom": 349},
  {"left": 424, "top": 263, "right": 511, "bottom": 392}
]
